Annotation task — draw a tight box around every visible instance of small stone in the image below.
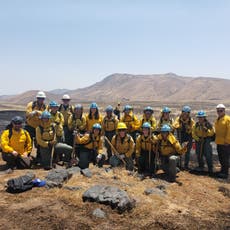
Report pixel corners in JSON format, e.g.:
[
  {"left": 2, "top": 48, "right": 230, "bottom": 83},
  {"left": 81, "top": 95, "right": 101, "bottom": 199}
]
[
  {"left": 92, "top": 208, "right": 106, "bottom": 218},
  {"left": 81, "top": 168, "right": 92, "bottom": 178},
  {"left": 63, "top": 186, "right": 82, "bottom": 191}
]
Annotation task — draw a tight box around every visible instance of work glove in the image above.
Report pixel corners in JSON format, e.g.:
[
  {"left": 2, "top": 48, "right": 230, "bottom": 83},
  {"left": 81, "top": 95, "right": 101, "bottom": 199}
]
[
  {"left": 30, "top": 111, "right": 37, "bottom": 116},
  {"left": 182, "top": 141, "right": 188, "bottom": 148}
]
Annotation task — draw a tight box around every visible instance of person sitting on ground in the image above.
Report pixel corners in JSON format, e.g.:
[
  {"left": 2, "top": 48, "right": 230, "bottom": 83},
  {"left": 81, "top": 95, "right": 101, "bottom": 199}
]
[
  {"left": 36, "top": 111, "right": 72, "bottom": 170},
  {"left": 85, "top": 102, "right": 103, "bottom": 132},
  {"left": 109, "top": 122, "right": 135, "bottom": 171},
  {"left": 1, "top": 116, "right": 32, "bottom": 170},
  {"left": 75, "top": 123, "right": 105, "bottom": 169},
  {"left": 192, "top": 110, "right": 215, "bottom": 176},
  {"left": 136, "top": 122, "right": 158, "bottom": 176},
  {"left": 156, "top": 124, "right": 187, "bottom": 182}
]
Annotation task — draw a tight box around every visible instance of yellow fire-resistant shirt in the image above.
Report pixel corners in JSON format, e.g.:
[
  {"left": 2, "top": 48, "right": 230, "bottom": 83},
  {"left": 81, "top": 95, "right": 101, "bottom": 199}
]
[
  {"left": 85, "top": 114, "right": 103, "bottom": 132},
  {"left": 192, "top": 122, "right": 215, "bottom": 142},
  {"left": 140, "top": 114, "right": 157, "bottom": 132},
  {"left": 1, "top": 128, "right": 32, "bottom": 155},
  {"left": 136, "top": 134, "right": 158, "bottom": 158},
  {"left": 157, "top": 118, "right": 174, "bottom": 132},
  {"left": 75, "top": 133, "right": 103, "bottom": 154},
  {"left": 173, "top": 116, "right": 195, "bottom": 134},
  {"left": 36, "top": 122, "right": 63, "bottom": 148},
  {"left": 50, "top": 111, "right": 64, "bottom": 126},
  {"left": 121, "top": 112, "right": 140, "bottom": 133},
  {"left": 111, "top": 134, "right": 135, "bottom": 158},
  {"left": 215, "top": 115, "right": 230, "bottom": 145},
  {"left": 25, "top": 101, "right": 47, "bottom": 128},
  {"left": 59, "top": 104, "right": 74, "bottom": 126},
  {"left": 157, "top": 133, "right": 187, "bottom": 156},
  {"left": 102, "top": 115, "right": 119, "bottom": 133},
  {"left": 68, "top": 114, "right": 87, "bottom": 132}
]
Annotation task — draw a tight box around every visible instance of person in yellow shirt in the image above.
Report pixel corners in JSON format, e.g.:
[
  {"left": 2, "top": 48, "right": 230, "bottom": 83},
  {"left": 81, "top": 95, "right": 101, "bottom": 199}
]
[
  {"left": 58, "top": 94, "right": 74, "bottom": 145},
  {"left": 1, "top": 116, "right": 32, "bottom": 170},
  {"left": 136, "top": 122, "right": 158, "bottom": 176},
  {"left": 121, "top": 105, "right": 140, "bottom": 142},
  {"left": 49, "top": 101, "right": 64, "bottom": 142},
  {"left": 173, "top": 105, "right": 195, "bottom": 170},
  {"left": 156, "top": 124, "right": 187, "bottom": 182},
  {"left": 192, "top": 111, "right": 215, "bottom": 175},
  {"left": 85, "top": 102, "right": 102, "bottom": 132},
  {"left": 25, "top": 91, "right": 47, "bottom": 162},
  {"left": 36, "top": 111, "right": 72, "bottom": 170},
  {"left": 102, "top": 105, "right": 119, "bottom": 160},
  {"left": 68, "top": 104, "right": 87, "bottom": 134},
  {"left": 215, "top": 104, "right": 230, "bottom": 179},
  {"left": 139, "top": 106, "right": 157, "bottom": 133},
  {"left": 114, "top": 102, "right": 121, "bottom": 120},
  {"left": 156, "top": 107, "right": 174, "bottom": 134},
  {"left": 75, "top": 123, "right": 105, "bottom": 169},
  {"left": 109, "top": 122, "right": 135, "bottom": 171}
]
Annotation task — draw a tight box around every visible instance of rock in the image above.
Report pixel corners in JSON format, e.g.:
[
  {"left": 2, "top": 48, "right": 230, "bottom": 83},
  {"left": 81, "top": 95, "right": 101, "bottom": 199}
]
[
  {"left": 63, "top": 186, "right": 82, "bottom": 191},
  {"left": 144, "top": 186, "right": 167, "bottom": 196},
  {"left": 67, "top": 166, "right": 81, "bottom": 176},
  {"left": 45, "top": 180, "right": 62, "bottom": 189},
  {"left": 82, "top": 185, "right": 136, "bottom": 213},
  {"left": 81, "top": 168, "right": 92, "bottom": 178},
  {"left": 45, "top": 169, "right": 71, "bottom": 187},
  {"left": 92, "top": 208, "right": 106, "bottom": 218},
  {"left": 218, "top": 186, "right": 230, "bottom": 198}
]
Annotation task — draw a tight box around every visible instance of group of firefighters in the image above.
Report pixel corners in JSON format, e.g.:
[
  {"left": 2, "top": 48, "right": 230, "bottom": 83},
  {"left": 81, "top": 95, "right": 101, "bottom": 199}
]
[{"left": 0, "top": 91, "right": 229, "bottom": 181}]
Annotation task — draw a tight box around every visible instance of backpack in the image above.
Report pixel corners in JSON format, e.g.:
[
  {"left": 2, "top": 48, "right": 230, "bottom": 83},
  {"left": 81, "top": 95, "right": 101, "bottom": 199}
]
[{"left": 6, "top": 173, "right": 35, "bottom": 193}]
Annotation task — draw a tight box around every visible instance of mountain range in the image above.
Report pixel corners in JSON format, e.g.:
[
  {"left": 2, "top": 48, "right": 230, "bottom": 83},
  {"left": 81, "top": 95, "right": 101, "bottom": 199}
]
[{"left": 1, "top": 73, "right": 230, "bottom": 105}]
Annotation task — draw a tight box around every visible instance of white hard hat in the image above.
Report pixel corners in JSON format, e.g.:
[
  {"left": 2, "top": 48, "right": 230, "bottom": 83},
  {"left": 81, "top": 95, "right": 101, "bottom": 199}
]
[
  {"left": 62, "top": 94, "right": 71, "bottom": 100},
  {"left": 216, "top": 104, "right": 226, "bottom": 109},
  {"left": 36, "top": 91, "right": 46, "bottom": 98}
]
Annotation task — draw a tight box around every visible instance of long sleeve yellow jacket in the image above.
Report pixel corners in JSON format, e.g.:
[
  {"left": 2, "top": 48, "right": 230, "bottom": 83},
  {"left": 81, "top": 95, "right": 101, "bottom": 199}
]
[{"left": 215, "top": 115, "right": 230, "bottom": 145}]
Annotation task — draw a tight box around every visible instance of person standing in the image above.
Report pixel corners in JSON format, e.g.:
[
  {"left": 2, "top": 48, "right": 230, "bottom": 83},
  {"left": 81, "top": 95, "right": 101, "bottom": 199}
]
[
  {"left": 173, "top": 105, "right": 195, "bottom": 170},
  {"left": 85, "top": 102, "right": 102, "bottom": 132},
  {"left": 140, "top": 106, "right": 157, "bottom": 133},
  {"left": 215, "top": 104, "right": 230, "bottom": 179},
  {"left": 102, "top": 105, "right": 119, "bottom": 160},
  {"left": 192, "top": 110, "right": 215, "bottom": 175},
  {"left": 59, "top": 94, "right": 74, "bottom": 145},
  {"left": 1, "top": 116, "right": 32, "bottom": 170},
  {"left": 25, "top": 91, "right": 47, "bottom": 162}
]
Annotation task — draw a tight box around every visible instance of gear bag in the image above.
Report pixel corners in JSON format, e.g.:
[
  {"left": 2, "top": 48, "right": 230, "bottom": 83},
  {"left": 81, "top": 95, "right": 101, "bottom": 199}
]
[{"left": 6, "top": 173, "right": 35, "bottom": 193}]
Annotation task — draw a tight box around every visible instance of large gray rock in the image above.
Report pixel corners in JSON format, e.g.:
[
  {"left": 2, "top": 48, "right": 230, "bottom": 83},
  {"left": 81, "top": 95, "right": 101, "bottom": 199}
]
[
  {"left": 144, "top": 185, "right": 167, "bottom": 196},
  {"left": 82, "top": 185, "right": 136, "bottom": 213},
  {"left": 45, "top": 169, "right": 71, "bottom": 188},
  {"left": 67, "top": 166, "right": 81, "bottom": 176},
  {"left": 81, "top": 168, "right": 92, "bottom": 178}
]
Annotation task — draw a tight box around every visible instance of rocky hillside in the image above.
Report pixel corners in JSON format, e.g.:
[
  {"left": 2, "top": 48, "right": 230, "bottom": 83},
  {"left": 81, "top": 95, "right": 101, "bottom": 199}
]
[{"left": 1, "top": 73, "right": 230, "bottom": 104}]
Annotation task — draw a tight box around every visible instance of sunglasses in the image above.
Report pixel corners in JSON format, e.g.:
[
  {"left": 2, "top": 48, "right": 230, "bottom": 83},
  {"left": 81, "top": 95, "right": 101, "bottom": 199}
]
[{"left": 217, "top": 110, "right": 224, "bottom": 112}]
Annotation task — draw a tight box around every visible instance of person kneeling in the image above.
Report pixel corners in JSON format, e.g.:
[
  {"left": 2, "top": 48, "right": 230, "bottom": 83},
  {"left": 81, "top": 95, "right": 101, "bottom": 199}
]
[
  {"left": 75, "top": 123, "right": 105, "bottom": 169},
  {"left": 157, "top": 124, "right": 187, "bottom": 182},
  {"left": 109, "top": 122, "right": 135, "bottom": 171}
]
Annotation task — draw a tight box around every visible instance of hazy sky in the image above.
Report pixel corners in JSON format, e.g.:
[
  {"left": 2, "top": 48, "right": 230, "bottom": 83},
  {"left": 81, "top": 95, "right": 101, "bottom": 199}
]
[{"left": 0, "top": 0, "right": 230, "bottom": 95}]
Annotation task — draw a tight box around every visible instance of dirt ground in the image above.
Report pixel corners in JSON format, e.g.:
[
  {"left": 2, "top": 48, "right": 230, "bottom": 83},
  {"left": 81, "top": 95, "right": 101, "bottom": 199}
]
[{"left": 0, "top": 153, "right": 229, "bottom": 230}]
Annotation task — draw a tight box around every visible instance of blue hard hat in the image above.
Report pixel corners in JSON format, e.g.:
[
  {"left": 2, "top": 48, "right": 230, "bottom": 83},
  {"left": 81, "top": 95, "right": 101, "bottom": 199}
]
[
  {"left": 90, "top": 102, "right": 98, "bottom": 109},
  {"left": 142, "top": 122, "right": 151, "bottom": 129},
  {"left": 74, "top": 104, "right": 83, "bottom": 110},
  {"left": 182, "top": 105, "right": 191, "bottom": 113},
  {"left": 161, "top": 124, "right": 171, "bottom": 132},
  {"left": 12, "top": 116, "right": 23, "bottom": 124},
  {"left": 41, "top": 111, "right": 51, "bottom": 119},
  {"left": 123, "top": 104, "right": 132, "bottom": 112},
  {"left": 144, "top": 106, "right": 153, "bottom": 112},
  {"left": 162, "top": 107, "right": 171, "bottom": 113},
  {"left": 105, "top": 105, "right": 113, "bottom": 112},
  {"left": 93, "top": 123, "right": 101, "bottom": 130},
  {"left": 49, "top": 101, "right": 58, "bottom": 107},
  {"left": 196, "top": 110, "right": 206, "bottom": 117}
]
